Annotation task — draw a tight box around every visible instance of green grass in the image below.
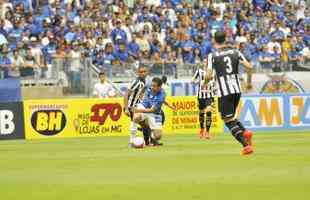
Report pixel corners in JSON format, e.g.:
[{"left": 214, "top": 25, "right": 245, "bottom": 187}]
[{"left": 0, "top": 132, "right": 310, "bottom": 200}]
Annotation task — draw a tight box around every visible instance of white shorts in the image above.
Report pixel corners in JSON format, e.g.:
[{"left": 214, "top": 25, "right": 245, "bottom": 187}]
[{"left": 136, "top": 104, "right": 162, "bottom": 130}]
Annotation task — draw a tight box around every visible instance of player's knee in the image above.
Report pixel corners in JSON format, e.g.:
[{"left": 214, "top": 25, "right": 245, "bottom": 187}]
[{"left": 133, "top": 114, "right": 142, "bottom": 123}]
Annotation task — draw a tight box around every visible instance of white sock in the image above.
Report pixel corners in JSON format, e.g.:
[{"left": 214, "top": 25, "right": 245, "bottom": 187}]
[{"left": 129, "top": 122, "right": 138, "bottom": 143}]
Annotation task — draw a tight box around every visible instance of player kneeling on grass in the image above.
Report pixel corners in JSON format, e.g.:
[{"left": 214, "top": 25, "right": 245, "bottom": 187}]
[
  {"left": 138, "top": 100, "right": 176, "bottom": 146},
  {"left": 131, "top": 77, "right": 166, "bottom": 146}
]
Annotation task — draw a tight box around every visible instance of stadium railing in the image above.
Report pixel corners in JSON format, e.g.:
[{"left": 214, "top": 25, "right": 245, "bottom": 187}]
[{"left": 1, "top": 57, "right": 310, "bottom": 99}]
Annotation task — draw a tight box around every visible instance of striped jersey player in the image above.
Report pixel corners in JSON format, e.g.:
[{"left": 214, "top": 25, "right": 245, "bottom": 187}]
[
  {"left": 125, "top": 77, "right": 146, "bottom": 118},
  {"left": 206, "top": 31, "right": 254, "bottom": 155},
  {"left": 192, "top": 67, "right": 215, "bottom": 139},
  {"left": 124, "top": 65, "right": 147, "bottom": 145}
]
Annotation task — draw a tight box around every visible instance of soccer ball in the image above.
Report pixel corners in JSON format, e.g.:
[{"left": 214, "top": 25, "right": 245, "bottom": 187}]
[{"left": 132, "top": 137, "right": 145, "bottom": 149}]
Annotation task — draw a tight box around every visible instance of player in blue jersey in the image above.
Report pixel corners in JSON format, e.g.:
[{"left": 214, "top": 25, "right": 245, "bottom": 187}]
[{"left": 131, "top": 77, "right": 166, "bottom": 146}]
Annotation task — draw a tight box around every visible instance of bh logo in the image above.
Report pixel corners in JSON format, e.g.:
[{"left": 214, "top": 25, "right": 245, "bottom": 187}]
[
  {"left": 31, "top": 110, "right": 67, "bottom": 136},
  {"left": 237, "top": 97, "right": 284, "bottom": 128},
  {"left": 290, "top": 96, "right": 310, "bottom": 127},
  {"left": 0, "top": 110, "right": 15, "bottom": 135}
]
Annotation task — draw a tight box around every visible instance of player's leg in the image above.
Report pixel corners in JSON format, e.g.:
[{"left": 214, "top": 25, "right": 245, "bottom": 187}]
[
  {"left": 146, "top": 109, "right": 165, "bottom": 145},
  {"left": 204, "top": 98, "right": 214, "bottom": 139},
  {"left": 139, "top": 121, "right": 151, "bottom": 145},
  {"left": 161, "top": 109, "right": 165, "bottom": 125},
  {"left": 232, "top": 94, "right": 253, "bottom": 146},
  {"left": 218, "top": 95, "right": 253, "bottom": 154},
  {"left": 130, "top": 105, "right": 147, "bottom": 146},
  {"left": 128, "top": 110, "right": 136, "bottom": 145},
  {"left": 148, "top": 113, "right": 163, "bottom": 146},
  {"left": 198, "top": 98, "right": 207, "bottom": 138}
]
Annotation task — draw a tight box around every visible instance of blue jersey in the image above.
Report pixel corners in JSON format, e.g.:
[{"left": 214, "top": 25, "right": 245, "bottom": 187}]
[{"left": 142, "top": 88, "right": 166, "bottom": 114}]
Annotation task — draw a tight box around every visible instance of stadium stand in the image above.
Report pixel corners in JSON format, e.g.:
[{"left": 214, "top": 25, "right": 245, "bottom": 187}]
[{"left": 0, "top": 0, "right": 309, "bottom": 96}]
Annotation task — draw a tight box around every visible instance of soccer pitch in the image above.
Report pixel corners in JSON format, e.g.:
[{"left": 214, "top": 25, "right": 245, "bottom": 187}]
[{"left": 0, "top": 132, "right": 309, "bottom": 200}]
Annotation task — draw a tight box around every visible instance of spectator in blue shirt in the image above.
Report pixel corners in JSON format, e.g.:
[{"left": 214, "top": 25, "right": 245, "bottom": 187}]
[
  {"left": 64, "top": 24, "right": 77, "bottom": 43},
  {"left": 257, "top": 30, "right": 270, "bottom": 48},
  {"left": 288, "top": 46, "right": 303, "bottom": 71},
  {"left": 128, "top": 33, "right": 140, "bottom": 59},
  {"left": 197, "top": 35, "right": 212, "bottom": 59},
  {"left": 113, "top": 42, "right": 129, "bottom": 64},
  {"left": 150, "top": 39, "right": 161, "bottom": 55},
  {"left": 209, "top": 10, "right": 224, "bottom": 32},
  {"left": 137, "top": 6, "right": 152, "bottom": 23},
  {"left": 102, "top": 43, "right": 115, "bottom": 65},
  {"left": 0, "top": 47, "right": 12, "bottom": 78},
  {"left": 254, "top": 0, "right": 267, "bottom": 10},
  {"left": 271, "top": 21, "right": 285, "bottom": 40},
  {"left": 181, "top": 34, "right": 197, "bottom": 64},
  {"left": 110, "top": 19, "right": 127, "bottom": 44},
  {"left": 258, "top": 45, "right": 274, "bottom": 72},
  {"left": 272, "top": 45, "right": 282, "bottom": 72},
  {"left": 295, "top": 34, "right": 306, "bottom": 52},
  {"left": 245, "top": 33, "right": 260, "bottom": 69},
  {"left": 42, "top": 37, "right": 57, "bottom": 65},
  {"left": 8, "top": 20, "right": 23, "bottom": 44}
]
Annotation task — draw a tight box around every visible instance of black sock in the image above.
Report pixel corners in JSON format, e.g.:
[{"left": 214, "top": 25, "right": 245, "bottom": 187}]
[
  {"left": 199, "top": 111, "right": 205, "bottom": 129},
  {"left": 225, "top": 120, "right": 247, "bottom": 147},
  {"left": 236, "top": 121, "right": 246, "bottom": 132},
  {"left": 142, "top": 127, "right": 151, "bottom": 145},
  {"left": 206, "top": 111, "right": 212, "bottom": 132}
]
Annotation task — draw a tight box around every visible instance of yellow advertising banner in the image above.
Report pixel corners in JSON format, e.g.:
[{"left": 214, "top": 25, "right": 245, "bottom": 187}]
[
  {"left": 23, "top": 98, "right": 129, "bottom": 139},
  {"left": 164, "top": 96, "right": 224, "bottom": 135},
  {"left": 23, "top": 97, "right": 223, "bottom": 139}
]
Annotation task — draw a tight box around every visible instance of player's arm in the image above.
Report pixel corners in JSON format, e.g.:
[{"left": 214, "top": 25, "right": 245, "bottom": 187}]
[
  {"left": 123, "top": 89, "right": 131, "bottom": 111},
  {"left": 164, "top": 100, "right": 176, "bottom": 111},
  {"left": 135, "top": 95, "right": 165, "bottom": 113},
  {"left": 124, "top": 80, "right": 139, "bottom": 114}
]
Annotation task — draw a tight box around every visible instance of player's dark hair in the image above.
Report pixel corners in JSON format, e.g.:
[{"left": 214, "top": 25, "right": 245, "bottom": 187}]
[
  {"left": 214, "top": 31, "right": 226, "bottom": 44},
  {"left": 152, "top": 77, "right": 163, "bottom": 87}
]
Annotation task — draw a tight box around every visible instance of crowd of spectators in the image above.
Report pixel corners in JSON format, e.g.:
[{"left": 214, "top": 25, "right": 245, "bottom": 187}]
[{"left": 0, "top": 0, "right": 309, "bottom": 81}]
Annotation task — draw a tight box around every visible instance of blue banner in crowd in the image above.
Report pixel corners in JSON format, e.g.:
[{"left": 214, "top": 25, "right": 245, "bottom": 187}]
[
  {"left": 0, "top": 79, "right": 22, "bottom": 102},
  {"left": 236, "top": 94, "right": 310, "bottom": 131}
]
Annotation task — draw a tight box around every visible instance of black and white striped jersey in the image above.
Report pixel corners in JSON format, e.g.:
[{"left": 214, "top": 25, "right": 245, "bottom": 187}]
[
  {"left": 127, "top": 78, "right": 145, "bottom": 108},
  {"left": 207, "top": 48, "right": 247, "bottom": 97},
  {"left": 192, "top": 68, "right": 215, "bottom": 99}
]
